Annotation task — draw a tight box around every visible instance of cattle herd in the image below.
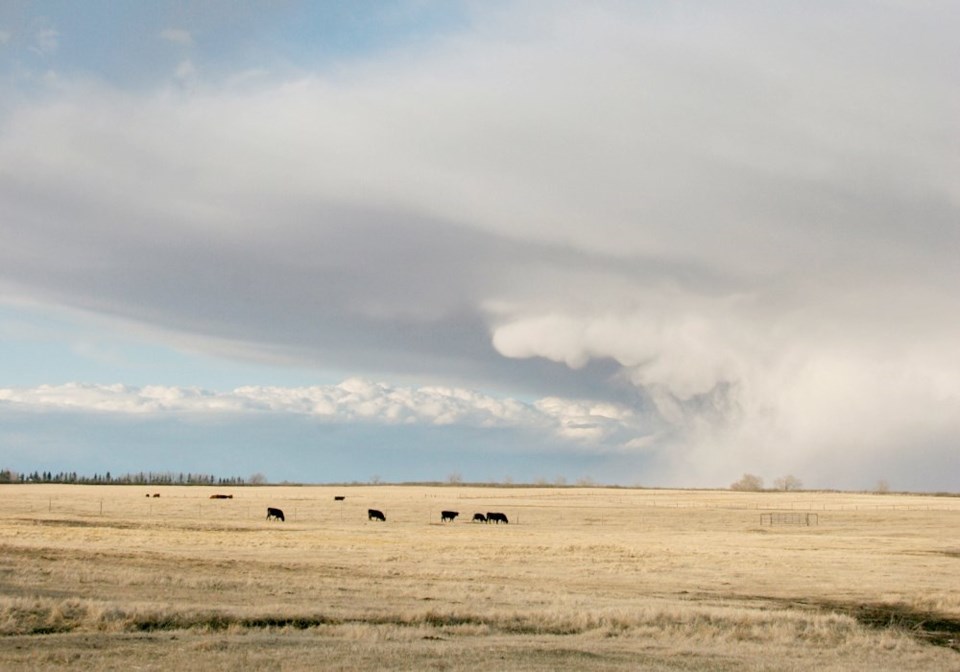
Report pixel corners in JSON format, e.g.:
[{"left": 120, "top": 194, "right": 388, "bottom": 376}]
[
  {"left": 191, "top": 493, "right": 511, "bottom": 526},
  {"left": 261, "top": 506, "right": 510, "bottom": 524}
]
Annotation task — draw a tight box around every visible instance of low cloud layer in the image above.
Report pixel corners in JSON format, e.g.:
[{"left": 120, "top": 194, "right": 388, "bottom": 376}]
[
  {"left": 1, "top": 2, "right": 958, "bottom": 488},
  {"left": 0, "top": 380, "right": 646, "bottom": 449}
]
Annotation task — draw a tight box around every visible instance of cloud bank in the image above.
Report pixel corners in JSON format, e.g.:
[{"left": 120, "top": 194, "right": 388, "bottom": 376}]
[
  {"left": 1, "top": 2, "right": 958, "bottom": 488},
  {"left": 0, "top": 380, "right": 645, "bottom": 449}
]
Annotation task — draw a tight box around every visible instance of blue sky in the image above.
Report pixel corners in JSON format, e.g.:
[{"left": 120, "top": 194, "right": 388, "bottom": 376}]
[
  {"left": 0, "top": 2, "right": 471, "bottom": 83},
  {"left": 1, "top": 2, "right": 958, "bottom": 490}
]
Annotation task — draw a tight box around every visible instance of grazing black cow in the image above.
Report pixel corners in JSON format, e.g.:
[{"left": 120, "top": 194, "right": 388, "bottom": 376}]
[
  {"left": 152, "top": 493, "right": 160, "bottom": 498},
  {"left": 266, "top": 507, "right": 285, "bottom": 521},
  {"left": 441, "top": 510, "right": 459, "bottom": 522},
  {"left": 334, "top": 496, "right": 345, "bottom": 501},
  {"left": 487, "top": 512, "right": 509, "bottom": 524},
  {"left": 210, "top": 494, "right": 233, "bottom": 499},
  {"left": 368, "top": 508, "right": 386, "bottom": 522},
  {"left": 472, "top": 513, "right": 486, "bottom": 523}
]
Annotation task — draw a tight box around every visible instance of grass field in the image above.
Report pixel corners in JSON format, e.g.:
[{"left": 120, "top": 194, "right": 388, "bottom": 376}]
[{"left": 1, "top": 484, "right": 958, "bottom": 670}]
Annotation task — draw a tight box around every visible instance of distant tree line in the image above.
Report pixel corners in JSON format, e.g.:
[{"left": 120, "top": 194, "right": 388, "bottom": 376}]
[
  {"left": 0, "top": 468, "right": 253, "bottom": 486},
  {"left": 730, "top": 473, "right": 804, "bottom": 492}
]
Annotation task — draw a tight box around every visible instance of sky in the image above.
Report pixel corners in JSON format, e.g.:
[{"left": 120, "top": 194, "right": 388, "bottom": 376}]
[{"left": 1, "top": 1, "right": 958, "bottom": 490}]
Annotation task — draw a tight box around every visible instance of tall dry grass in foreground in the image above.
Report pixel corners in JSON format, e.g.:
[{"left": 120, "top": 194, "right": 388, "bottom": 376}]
[{"left": 0, "top": 484, "right": 958, "bottom": 670}]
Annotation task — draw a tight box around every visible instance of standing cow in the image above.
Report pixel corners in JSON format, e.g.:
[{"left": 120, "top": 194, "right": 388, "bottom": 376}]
[
  {"left": 266, "top": 507, "right": 285, "bottom": 521},
  {"left": 486, "top": 512, "right": 509, "bottom": 524},
  {"left": 441, "top": 510, "right": 459, "bottom": 522},
  {"left": 472, "top": 513, "right": 486, "bottom": 523},
  {"left": 368, "top": 508, "right": 386, "bottom": 522}
]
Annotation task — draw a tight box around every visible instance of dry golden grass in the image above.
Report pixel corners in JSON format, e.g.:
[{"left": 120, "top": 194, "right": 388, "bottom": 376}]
[{"left": 1, "top": 484, "right": 958, "bottom": 670}]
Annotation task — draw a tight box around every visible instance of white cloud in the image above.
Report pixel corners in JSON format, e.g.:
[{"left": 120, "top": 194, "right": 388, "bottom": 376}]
[
  {"left": 159, "top": 28, "right": 193, "bottom": 45},
  {"left": 32, "top": 27, "right": 59, "bottom": 55},
  {"left": 534, "top": 396, "right": 641, "bottom": 444},
  {"left": 174, "top": 59, "right": 196, "bottom": 83},
  {"left": 0, "top": 2, "right": 958, "bottom": 488},
  {"left": 0, "top": 380, "right": 647, "bottom": 449}
]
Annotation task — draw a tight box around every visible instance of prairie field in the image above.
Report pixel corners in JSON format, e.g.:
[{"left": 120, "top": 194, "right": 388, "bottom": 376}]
[{"left": 1, "top": 484, "right": 958, "bottom": 671}]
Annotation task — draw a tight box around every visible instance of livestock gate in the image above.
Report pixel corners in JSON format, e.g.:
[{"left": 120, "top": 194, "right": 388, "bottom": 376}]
[{"left": 760, "top": 512, "right": 819, "bottom": 526}]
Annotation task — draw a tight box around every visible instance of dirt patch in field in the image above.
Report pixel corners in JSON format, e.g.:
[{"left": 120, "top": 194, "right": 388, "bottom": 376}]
[
  {"left": 831, "top": 601, "right": 960, "bottom": 651},
  {"left": 782, "top": 597, "right": 960, "bottom": 652},
  {"left": 697, "top": 592, "right": 960, "bottom": 653},
  {"left": 932, "top": 550, "right": 960, "bottom": 559},
  {"left": 23, "top": 518, "right": 145, "bottom": 531},
  {"left": 899, "top": 549, "right": 960, "bottom": 560}
]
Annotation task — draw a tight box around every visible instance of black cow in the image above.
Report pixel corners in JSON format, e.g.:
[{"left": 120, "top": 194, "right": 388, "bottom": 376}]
[
  {"left": 368, "top": 508, "right": 386, "bottom": 522},
  {"left": 472, "top": 513, "right": 486, "bottom": 523},
  {"left": 441, "top": 510, "right": 459, "bottom": 522},
  {"left": 334, "top": 496, "right": 345, "bottom": 501},
  {"left": 487, "top": 512, "right": 509, "bottom": 524},
  {"left": 266, "top": 507, "right": 285, "bottom": 521}
]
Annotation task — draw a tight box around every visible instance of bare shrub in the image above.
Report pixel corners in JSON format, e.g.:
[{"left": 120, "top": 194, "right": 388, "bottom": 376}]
[
  {"left": 730, "top": 473, "right": 764, "bottom": 491},
  {"left": 773, "top": 474, "right": 803, "bottom": 491}
]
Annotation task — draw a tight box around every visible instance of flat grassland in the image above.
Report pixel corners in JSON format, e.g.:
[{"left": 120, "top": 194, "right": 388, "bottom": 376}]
[{"left": 1, "top": 484, "right": 958, "bottom": 670}]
